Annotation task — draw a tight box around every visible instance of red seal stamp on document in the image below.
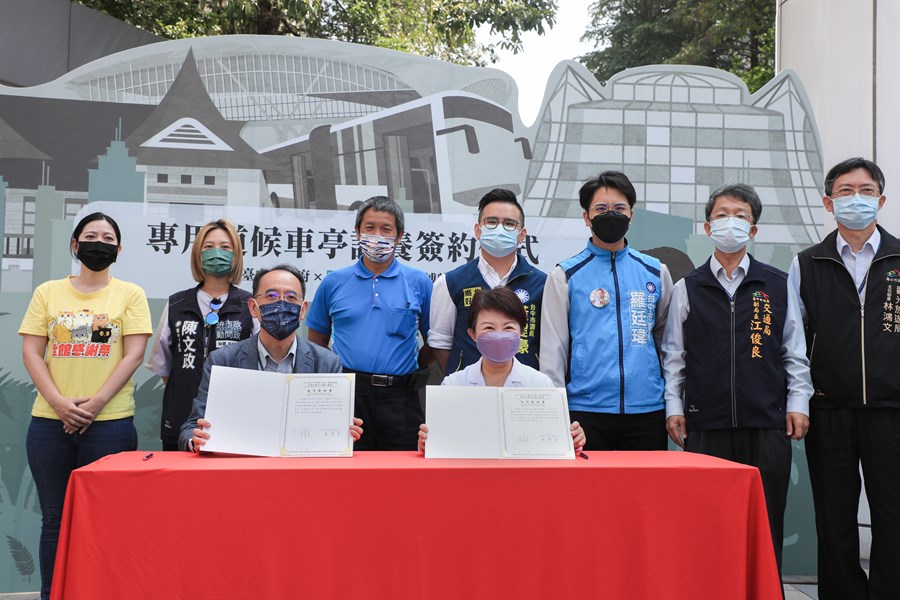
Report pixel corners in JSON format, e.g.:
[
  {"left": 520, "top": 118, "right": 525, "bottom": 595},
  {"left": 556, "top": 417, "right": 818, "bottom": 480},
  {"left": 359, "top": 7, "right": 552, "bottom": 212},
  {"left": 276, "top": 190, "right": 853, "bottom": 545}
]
[{"left": 590, "top": 288, "right": 610, "bottom": 308}]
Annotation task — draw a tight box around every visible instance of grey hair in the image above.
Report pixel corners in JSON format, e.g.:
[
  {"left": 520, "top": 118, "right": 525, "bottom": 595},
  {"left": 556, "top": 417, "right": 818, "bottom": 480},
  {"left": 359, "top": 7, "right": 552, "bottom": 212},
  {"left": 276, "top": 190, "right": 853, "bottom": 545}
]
[{"left": 354, "top": 196, "right": 405, "bottom": 232}]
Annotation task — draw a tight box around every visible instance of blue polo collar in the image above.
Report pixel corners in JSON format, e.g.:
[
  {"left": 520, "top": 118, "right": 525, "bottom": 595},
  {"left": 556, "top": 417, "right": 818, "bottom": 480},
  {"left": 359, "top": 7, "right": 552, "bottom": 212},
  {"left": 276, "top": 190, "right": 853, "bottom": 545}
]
[{"left": 353, "top": 256, "right": 401, "bottom": 279}]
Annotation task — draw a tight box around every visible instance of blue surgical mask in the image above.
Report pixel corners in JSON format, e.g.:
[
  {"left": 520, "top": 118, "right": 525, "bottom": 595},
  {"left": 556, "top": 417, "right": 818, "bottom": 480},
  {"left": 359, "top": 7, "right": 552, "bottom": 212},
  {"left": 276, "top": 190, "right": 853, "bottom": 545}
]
[
  {"left": 479, "top": 227, "right": 519, "bottom": 258},
  {"left": 832, "top": 193, "right": 879, "bottom": 230},
  {"left": 709, "top": 217, "right": 752, "bottom": 254},
  {"left": 258, "top": 300, "right": 301, "bottom": 341}
]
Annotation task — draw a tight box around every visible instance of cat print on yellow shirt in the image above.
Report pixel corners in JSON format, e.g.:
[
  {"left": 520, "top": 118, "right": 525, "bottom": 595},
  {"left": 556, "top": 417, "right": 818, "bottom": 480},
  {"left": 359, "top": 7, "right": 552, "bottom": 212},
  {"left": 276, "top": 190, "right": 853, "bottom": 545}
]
[{"left": 49, "top": 310, "right": 122, "bottom": 358}]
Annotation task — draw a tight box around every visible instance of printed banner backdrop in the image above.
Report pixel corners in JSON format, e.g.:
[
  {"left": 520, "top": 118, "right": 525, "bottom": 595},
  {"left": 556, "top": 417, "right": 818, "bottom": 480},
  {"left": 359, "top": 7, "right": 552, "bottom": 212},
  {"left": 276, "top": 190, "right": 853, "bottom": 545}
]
[
  {"left": 0, "top": 35, "right": 824, "bottom": 591},
  {"left": 80, "top": 201, "right": 689, "bottom": 299}
]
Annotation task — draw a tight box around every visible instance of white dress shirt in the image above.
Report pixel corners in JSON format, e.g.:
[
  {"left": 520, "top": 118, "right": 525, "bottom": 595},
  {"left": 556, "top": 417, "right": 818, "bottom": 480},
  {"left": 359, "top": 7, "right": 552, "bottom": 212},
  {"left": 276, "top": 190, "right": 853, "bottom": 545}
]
[
  {"left": 257, "top": 336, "right": 297, "bottom": 373},
  {"left": 428, "top": 255, "right": 518, "bottom": 350},
  {"left": 787, "top": 228, "right": 881, "bottom": 320},
  {"left": 662, "top": 252, "right": 812, "bottom": 418},
  {"left": 441, "top": 358, "right": 552, "bottom": 387}
]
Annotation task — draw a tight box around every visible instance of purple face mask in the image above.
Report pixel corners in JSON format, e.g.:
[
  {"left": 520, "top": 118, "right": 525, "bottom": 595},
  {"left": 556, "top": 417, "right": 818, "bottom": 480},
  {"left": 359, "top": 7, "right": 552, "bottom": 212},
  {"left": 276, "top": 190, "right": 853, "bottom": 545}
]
[{"left": 475, "top": 331, "right": 521, "bottom": 364}]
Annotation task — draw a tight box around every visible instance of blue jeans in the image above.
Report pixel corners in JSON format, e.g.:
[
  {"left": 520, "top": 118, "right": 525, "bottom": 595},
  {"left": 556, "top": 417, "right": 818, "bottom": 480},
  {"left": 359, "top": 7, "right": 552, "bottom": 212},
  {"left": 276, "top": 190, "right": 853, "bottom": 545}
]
[{"left": 26, "top": 417, "right": 137, "bottom": 600}]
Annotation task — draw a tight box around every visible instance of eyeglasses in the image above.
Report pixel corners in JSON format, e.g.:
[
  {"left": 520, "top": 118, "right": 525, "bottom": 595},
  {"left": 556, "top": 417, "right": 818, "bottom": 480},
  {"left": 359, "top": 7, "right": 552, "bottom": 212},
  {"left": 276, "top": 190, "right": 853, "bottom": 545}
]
[
  {"left": 255, "top": 290, "right": 303, "bottom": 304},
  {"left": 481, "top": 217, "right": 520, "bottom": 232},
  {"left": 831, "top": 186, "right": 881, "bottom": 198},
  {"left": 591, "top": 203, "right": 631, "bottom": 216},
  {"left": 710, "top": 213, "right": 753, "bottom": 224}
]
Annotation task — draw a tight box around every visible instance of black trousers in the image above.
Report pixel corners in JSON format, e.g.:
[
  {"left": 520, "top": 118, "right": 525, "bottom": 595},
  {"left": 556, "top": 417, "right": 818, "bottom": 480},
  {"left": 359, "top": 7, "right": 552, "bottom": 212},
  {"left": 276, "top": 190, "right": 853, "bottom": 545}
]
[
  {"left": 686, "top": 428, "right": 791, "bottom": 582},
  {"left": 352, "top": 381, "right": 423, "bottom": 451},
  {"left": 805, "top": 407, "right": 900, "bottom": 600},
  {"left": 571, "top": 409, "right": 667, "bottom": 451}
]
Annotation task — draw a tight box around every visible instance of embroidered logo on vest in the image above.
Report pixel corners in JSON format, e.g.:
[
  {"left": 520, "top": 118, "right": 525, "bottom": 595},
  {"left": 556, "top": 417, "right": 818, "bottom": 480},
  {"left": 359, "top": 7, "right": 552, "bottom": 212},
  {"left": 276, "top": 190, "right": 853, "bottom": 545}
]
[
  {"left": 882, "top": 277, "right": 900, "bottom": 333},
  {"left": 750, "top": 291, "right": 772, "bottom": 358}
]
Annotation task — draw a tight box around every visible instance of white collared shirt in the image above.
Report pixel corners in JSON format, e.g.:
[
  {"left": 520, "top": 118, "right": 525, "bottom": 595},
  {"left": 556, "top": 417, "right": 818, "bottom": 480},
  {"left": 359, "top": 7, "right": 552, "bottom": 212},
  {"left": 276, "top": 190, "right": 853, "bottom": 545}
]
[
  {"left": 709, "top": 253, "right": 749, "bottom": 297},
  {"left": 428, "top": 254, "right": 518, "bottom": 350},
  {"left": 440, "top": 358, "right": 552, "bottom": 387},
  {"left": 836, "top": 228, "right": 880, "bottom": 296},
  {"left": 662, "top": 252, "right": 812, "bottom": 417},
  {"left": 787, "top": 227, "right": 881, "bottom": 320},
  {"left": 257, "top": 336, "right": 297, "bottom": 373}
]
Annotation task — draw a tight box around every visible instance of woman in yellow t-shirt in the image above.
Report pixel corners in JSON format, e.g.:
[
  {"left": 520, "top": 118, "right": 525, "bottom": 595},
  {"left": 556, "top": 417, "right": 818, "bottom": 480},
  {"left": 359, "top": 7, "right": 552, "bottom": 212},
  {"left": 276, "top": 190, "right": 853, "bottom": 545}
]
[{"left": 19, "top": 211, "right": 152, "bottom": 600}]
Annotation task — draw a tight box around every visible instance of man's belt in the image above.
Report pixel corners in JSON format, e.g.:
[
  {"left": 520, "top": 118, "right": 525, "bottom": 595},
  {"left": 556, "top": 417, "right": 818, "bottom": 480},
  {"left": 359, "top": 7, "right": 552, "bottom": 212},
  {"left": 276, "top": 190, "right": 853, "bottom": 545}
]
[{"left": 343, "top": 368, "right": 417, "bottom": 389}]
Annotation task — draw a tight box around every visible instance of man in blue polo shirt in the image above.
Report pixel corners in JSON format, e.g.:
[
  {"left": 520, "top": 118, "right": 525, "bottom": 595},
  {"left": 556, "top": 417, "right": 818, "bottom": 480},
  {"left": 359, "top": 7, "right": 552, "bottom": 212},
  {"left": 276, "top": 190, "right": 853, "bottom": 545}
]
[
  {"left": 307, "top": 196, "right": 432, "bottom": 450},
  {"left": 428, "top": 188, "right": 546, "bottom": 374}
]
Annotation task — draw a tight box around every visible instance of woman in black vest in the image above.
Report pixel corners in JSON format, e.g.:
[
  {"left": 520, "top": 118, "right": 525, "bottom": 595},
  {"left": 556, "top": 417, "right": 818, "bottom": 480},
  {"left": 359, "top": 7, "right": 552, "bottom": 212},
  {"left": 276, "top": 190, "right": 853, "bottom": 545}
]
[{"left": 146, "top": 220, "right": 257, "bottom": 450}]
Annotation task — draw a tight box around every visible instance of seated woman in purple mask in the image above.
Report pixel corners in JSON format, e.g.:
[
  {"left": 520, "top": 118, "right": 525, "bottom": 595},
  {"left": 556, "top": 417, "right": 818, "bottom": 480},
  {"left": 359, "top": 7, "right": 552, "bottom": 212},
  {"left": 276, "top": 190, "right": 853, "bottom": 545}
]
[{"left": 418, "top": 287, "right": 586, "bottom": 451}]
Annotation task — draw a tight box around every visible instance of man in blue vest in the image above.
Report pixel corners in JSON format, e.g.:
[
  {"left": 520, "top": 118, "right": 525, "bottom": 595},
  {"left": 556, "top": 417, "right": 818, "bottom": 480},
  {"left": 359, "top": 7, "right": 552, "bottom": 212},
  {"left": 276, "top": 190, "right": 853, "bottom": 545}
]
[
  {"left": 428, "top": 188, "right": 546, "bottom": 374},
  {"left": 307, "top": 196, "right": 432, "bottom": 450},
  {"left": 662, "top": 183, "right": 812, "bottom": 583},
  {"left": 541, "top": 171, "right": 673, "bottom": 450},
  {"left": 788, "top": 157, "right": 900, "bottom": 599}
]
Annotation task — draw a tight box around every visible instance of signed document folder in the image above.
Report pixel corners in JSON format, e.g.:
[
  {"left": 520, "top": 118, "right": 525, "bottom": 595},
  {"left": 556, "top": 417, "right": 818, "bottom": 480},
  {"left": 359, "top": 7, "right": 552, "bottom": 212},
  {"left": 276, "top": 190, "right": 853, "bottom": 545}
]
[
  {"left": 201, "top": 366, "right": 355, "bottom": 457},
  {"left": 424, "top": 386, "right": 575, "bottom": 459}
]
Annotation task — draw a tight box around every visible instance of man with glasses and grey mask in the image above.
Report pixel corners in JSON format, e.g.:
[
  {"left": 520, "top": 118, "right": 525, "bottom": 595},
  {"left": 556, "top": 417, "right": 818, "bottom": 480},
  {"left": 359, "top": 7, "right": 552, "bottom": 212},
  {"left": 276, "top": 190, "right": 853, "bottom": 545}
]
[
  {"left": 180, "top": 264, "right": 363, "bottom": 451},
  {"left": 428, "top": 188, "right": 546, "bottom": 375},
  {"left": 788, "top": 157, "right": 900, "bottom": 599},
  {"left": 662, "top": 183, "right": 812, "bottom": 587}
]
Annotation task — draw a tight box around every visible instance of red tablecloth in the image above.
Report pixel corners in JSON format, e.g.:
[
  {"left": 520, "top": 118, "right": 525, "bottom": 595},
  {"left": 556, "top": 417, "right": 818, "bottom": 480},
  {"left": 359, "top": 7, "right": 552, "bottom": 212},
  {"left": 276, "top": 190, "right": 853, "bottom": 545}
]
[{"left": 51, "top": 451, "right": 780, "bottom": 600}]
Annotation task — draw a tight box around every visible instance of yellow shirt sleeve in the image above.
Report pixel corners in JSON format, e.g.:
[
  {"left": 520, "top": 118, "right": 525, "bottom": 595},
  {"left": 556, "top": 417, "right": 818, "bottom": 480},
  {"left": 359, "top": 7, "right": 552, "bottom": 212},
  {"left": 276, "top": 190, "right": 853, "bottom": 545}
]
[
  {"left": 19, "top": 277, "right": 153, "bottom": 421},
  {"left": 121, "top": 282, "right": 154, "bottom": 336},
  {"left": 18, "top": 282, "right": 51, "bottom": 338}
]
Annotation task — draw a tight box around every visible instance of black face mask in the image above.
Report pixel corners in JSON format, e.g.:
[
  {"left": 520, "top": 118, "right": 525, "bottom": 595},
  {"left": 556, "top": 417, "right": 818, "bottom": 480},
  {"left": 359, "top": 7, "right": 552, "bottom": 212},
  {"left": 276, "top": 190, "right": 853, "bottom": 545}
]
[
  {"left": 76, "top": 241, "right": 118, "bottom": 272},
  {"left": 590, "top": 213, "right": 630, "bottom": 244}
]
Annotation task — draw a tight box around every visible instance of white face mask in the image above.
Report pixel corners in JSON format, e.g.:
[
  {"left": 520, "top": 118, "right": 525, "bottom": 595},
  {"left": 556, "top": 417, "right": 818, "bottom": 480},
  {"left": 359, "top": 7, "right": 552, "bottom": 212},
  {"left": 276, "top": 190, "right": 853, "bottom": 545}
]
[
  {"left": 358, "top": 233, "right": 397, "bottom": 263},
  {"left": 478, "top": 226, "right": 519, "bottom": 258},
  {"left": 831, "top": 193, "right": 879, "bottom": 230},
  {"left": 708, "top": 217, "right": 752, "bottom": 254}
]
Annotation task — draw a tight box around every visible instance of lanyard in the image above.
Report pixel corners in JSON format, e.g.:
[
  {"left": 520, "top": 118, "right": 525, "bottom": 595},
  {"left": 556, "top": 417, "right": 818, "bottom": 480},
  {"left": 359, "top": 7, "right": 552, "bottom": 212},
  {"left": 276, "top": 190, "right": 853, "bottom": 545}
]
[{"left": 202, "top": 297, "right": 224, "bottom": 361}]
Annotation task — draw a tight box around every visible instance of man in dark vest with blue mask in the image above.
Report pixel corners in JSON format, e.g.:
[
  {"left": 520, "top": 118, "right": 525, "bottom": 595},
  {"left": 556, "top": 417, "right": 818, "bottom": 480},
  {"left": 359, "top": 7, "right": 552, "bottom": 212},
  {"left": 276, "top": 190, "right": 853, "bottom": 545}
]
[
  {"left": 662, "top": 183, "right": 812, "bottom": 587},
  {"left": 788, "top": 157, "right": 900, "bottom": 599},
  {"left": 429, "top": 189, "right": 546, "bottom": 374}
]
